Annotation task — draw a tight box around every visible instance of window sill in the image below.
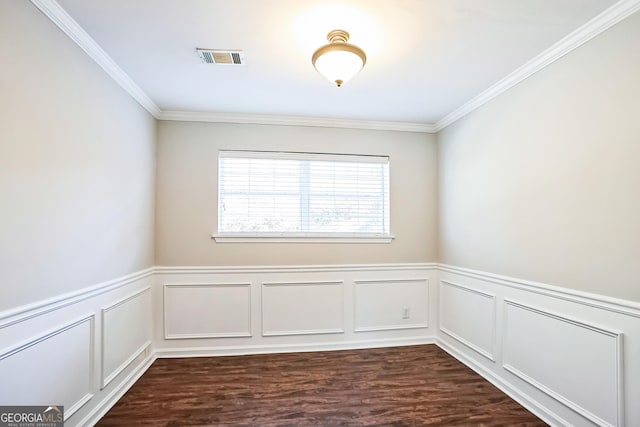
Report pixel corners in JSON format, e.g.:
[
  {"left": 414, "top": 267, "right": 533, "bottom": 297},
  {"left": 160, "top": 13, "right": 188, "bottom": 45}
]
[{"left": 212, "top": 233, "right": 395, "bottom": 244}]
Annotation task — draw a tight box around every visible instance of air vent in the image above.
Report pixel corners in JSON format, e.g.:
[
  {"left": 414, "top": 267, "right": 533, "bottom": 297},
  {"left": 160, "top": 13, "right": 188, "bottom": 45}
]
[{"left": 196, "top": 49, "right": 245, "bottom": 65}]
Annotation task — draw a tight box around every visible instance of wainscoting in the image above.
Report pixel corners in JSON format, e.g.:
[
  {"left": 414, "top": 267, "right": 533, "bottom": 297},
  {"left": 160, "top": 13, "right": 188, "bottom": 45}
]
[
  {"left": 437, "top": 265, "right": 640, "bottom": 427},
  {"left": 439, "top": 280, "right": 496, "bottom": 361},
  {"left": 2, "top": 263, "right": 639, "bottom": 426},
  {"left": 0, "top": 270, "right": 154, "bottom": 427},
  {"left": 164, "top": 283, "right": 252, "bottom": 339},
  {"left": 153, "top": 264, "right": 437, "bottom": 357}
]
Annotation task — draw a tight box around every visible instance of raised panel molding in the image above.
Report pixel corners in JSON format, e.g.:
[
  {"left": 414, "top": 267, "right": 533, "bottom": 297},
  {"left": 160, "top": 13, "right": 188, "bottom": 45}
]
[
  {"left": 503, "top": 299, "right": 624, "bottom": 427},
  {"left": 261, "top": 281, "right": 344, "bottom": 336},
  {"left": 0, "top": 315, "right": 95, "bottom": 420},
  {"left": 439, "top": 280, "right": 496, "bottom": 361},
  {"left": 353, "top": 278, "right": 429, "bottom": 332},
  {"left": 164, "top": 283, "right": 252, "bottom": 339},
  {"left": 101, "top": 287, "right": 152, "bottom": 389}
]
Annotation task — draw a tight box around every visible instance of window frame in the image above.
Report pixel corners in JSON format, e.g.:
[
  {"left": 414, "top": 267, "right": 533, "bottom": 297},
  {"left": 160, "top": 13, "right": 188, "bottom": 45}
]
[{"left": 213, "top": 150, "right": 394, "bottom": 243}]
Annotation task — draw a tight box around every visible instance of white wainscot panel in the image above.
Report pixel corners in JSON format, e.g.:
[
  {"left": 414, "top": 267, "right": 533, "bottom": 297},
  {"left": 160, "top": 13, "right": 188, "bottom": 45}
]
[
  {"left": 439, "top": 280, "right": 495, "bottom": 361},
  {"left": 0, "top": 316, "right": 94, "bottom": 420},
  {"left": 101, "top": 287, "right": 151, "bottom": 388},
  {"left": 164, "top": 283, "right": 251, "bottom": 339},
  {"left": 503, "top": 300, "right": 623, "bottom": 427},
  {"left": 354, "top": 279, "right": 429, "bottom": 332},
  {"left": 262, "top": 281, "right": 344, "bottom": 336}
]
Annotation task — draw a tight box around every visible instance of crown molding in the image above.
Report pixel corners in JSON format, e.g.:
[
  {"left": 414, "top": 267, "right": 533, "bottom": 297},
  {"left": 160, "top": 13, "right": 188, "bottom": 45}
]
[
  {"left": 434, "top": 0, "right": 640, "bottom": 132},
  {"left": 29, "top": 0, "right": 434, "bottom": 133},
  {"left": 28, "top": 0, "right": 434, "bottom": 133},
  {"left": 158, "top": 111, "right": 437, "bottom": 133},
  {"left": 30, "top": 0, "right": 161, "bottom": 118},
  {"left": 31, "top": 0, "right": 640, "bottom": 134}
]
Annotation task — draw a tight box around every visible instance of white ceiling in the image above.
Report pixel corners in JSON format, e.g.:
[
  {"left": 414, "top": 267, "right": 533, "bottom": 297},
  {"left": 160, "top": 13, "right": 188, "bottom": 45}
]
[{"left": 53, "top": 0, "right": 619, "bottom": 126}]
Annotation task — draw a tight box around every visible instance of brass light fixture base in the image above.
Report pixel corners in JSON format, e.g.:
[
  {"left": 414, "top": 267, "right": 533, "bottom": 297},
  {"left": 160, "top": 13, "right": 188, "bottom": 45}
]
[{"left": 327, "top": 29, "right": 350, "bottom": 44}]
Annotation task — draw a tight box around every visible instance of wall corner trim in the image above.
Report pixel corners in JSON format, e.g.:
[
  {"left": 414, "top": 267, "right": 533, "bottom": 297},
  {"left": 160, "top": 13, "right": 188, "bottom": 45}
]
[
  {"left": 29, "top": 0, "right": 161, "bottom": 118},
  {"left": 434, "top": 0, "right": 640, "bottom": 131}
]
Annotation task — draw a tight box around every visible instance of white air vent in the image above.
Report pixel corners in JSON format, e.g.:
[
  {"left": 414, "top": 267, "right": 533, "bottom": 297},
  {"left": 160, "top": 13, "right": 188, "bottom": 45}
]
[{"left": 196, "top": 49, "right": 245, "bottom": 65}]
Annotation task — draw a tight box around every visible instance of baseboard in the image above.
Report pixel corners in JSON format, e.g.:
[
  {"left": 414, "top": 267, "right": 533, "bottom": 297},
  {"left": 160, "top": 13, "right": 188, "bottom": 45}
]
[
  {"left": 435, "top": 338, "right": 567, "bottom": 427},
  {"left": 155, "top": 336, "right": 436, "bottom": 359},
  {"left": 77, "top": 352, "right": 157, "bottom": 427}
]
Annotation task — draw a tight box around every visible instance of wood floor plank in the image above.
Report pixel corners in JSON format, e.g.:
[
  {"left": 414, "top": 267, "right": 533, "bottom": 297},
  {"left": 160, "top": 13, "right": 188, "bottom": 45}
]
[{"left": 97, "top": 345, "right": 547, "bottom": 426}]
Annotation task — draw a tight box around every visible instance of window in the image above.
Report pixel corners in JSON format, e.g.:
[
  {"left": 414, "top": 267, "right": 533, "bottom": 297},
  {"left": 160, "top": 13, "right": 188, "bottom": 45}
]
[{"left": 215, "top": 150, "right": 392, "bottom": 242}]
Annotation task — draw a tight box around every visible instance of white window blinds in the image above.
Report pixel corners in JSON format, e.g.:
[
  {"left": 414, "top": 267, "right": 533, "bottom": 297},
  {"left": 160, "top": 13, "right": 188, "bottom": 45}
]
[{"left": 217, "top": 150, "right": 390, "bottom": 238}]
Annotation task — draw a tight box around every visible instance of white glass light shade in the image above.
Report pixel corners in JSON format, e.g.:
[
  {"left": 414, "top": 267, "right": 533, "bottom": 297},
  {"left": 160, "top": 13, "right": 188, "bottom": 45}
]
[{"left": 312, "top": 30, "right": 366, "bottom": 87}]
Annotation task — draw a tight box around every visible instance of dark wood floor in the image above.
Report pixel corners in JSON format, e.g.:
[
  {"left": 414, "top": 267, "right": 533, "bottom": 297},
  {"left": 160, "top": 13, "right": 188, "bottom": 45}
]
[{"left": 97, "top": 345, "right": 546, "bottom": 426}]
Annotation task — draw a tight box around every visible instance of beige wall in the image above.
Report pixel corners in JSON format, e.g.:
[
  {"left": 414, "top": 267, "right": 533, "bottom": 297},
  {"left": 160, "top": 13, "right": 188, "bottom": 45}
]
[
  {"left": 438, "top": 11, "right": 640, "bottom": 301},
  {"left": 0, "top": 1, "right": 156, "bottom": 310},
  {"left": 155, "top": 121, "right": 437, "bottom": 266}
]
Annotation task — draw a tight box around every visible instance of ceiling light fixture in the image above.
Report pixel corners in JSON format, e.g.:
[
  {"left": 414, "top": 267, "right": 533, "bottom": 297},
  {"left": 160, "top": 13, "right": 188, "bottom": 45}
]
[{"left": 312, "top": 30, "right": 366, "bottom": 87}]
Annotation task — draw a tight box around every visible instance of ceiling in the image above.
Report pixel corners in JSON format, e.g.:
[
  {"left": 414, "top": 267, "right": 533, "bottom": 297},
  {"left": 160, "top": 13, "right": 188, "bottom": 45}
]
[{"left": 51, "top": 0, "right": 619, "bottom": 127}]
